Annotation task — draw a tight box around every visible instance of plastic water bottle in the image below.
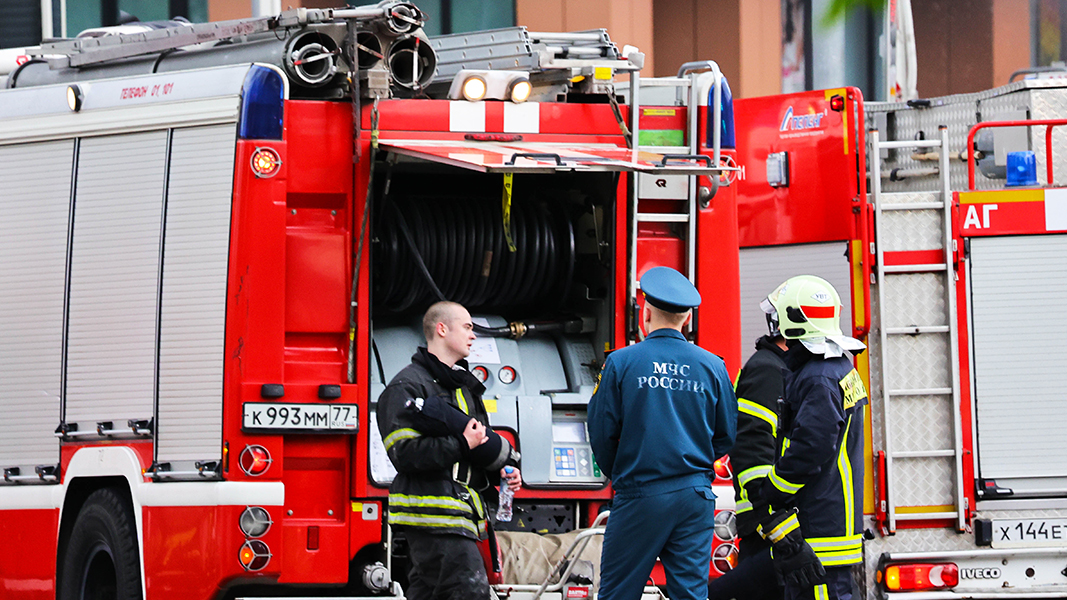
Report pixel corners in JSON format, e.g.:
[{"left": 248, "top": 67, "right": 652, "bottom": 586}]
[{"left": 497, "top": 467, "right": 515, "bottom": 522}]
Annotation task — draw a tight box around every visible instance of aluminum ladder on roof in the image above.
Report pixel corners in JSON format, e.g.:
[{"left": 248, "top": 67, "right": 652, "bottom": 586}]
[
  {"left": 869, "top": 126, "right": 966, "bottom": 533},
  {"left": 628, "top": 62, "right": 725, "bottom": 338}
]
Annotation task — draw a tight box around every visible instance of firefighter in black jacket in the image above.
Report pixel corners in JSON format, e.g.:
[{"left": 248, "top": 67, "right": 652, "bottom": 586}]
[
  {"left": 377, "top": 301, "right": 521, "bottom": 600},
  {"left": 707, "top": 333, "right": 789, "bottom": 600},
  {"left": 759, "top": 275, "right": 868, "bottom": 600}
]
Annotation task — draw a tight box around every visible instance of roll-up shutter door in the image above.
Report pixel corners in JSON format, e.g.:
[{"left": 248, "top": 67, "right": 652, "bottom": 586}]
[
  {"left": 971, "top": 234, "right": 1067, "bottom": 495},
  {"left": 65, "top": 132, "right": 167, "bottom": 428},
  {"left": 0, "top": 140, "right": 73, "bottom": 472},
  {"left": 155, "top": 125, "right": 236, "bottom": 465},
  {"left": 739, "top": 242, "right": 852, "bottom": 362}
]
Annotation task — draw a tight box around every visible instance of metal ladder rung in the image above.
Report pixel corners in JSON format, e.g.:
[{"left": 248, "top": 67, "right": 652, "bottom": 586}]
[
  {"left": 883, "top": 264, "right": 948, "bottom": 273},
  {"left": 892, "top": 449, "right": 956, "bottom": 459},
  {"left": 878, "top": 139, "right": 944, "bottom": 150},
  {"left": 885, "top": 326, "right": 950, "bottom": 335},
  {"left": 880, "top": 202, "right": 945, "bottom": 211},
  {"left": 637, "top": 213, "right": 688, "bottom": 223},
  {"left": 887, "top": 387, "right": 953, "bottom": 396},
  {"left": 895, "top": 511, "right": 959, "bottom": 521}
]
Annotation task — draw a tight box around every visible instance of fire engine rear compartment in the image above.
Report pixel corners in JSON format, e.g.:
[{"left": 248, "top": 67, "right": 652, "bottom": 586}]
[{"left": 366, "top": 161, "right": 619, "bottom": 492}]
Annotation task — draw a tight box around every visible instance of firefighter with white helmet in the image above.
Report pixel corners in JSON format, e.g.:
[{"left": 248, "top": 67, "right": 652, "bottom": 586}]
[{"left": 754, "top": 275, "right": 868, "bottom": 600}]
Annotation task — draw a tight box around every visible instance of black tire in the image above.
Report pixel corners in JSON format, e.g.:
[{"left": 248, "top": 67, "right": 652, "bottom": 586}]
[{"left": 59, "top": 487, "right": 143, "bottom": 600}]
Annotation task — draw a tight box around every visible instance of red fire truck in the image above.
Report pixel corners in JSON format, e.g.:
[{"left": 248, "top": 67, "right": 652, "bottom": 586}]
[
  {"left": 734, "top": 78, "right": 1067, "bottom": 599},
  {"left": 0, "top": 4, "right": 740, "bottom": 599}
]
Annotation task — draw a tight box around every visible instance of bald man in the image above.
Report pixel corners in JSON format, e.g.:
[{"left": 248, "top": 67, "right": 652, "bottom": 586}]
[{"left": 377, "top": 301, "right": 521, "bottom": 600}]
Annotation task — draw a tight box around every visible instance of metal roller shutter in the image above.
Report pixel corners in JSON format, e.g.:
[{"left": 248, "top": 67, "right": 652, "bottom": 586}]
[
  {"left": 739, "top": 242, "right": 852, "bottom": 362},
  {"left": 0, "top": 140, "right": 73, "bottom": 471},
  {"left": 64, "top": 132, "right": 167, "bottom": 428},
  {"left": 971, "top": 234, "right": 1067, "bottom": 494},
  {"left": 155, "top": 125, "right": 236, "bottom": 465}
]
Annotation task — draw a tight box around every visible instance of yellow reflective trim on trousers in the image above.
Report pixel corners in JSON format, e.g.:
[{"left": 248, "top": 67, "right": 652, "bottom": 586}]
[
  {"left": 814, "top": 584, "right": 829, "bottom": 600},
  {"left": 383, "top": 428, "right": 421, "bottom": 450},
  {"left": 738, "top": 399, "right": 778, "bottom": 437},
  {"left": 737, "top": 464, "right": 772, "bottom": 487},
  {"left": 456, "top": 389, "right": 469, "bottom": 415},
  {"left": 390, "top": 494, "right": 473, "bottom": 513},
  {"left": 389, "top": 512, "right": 478, "bottom": 535},
  {"left": 838, "top": 415, "right": 855, "bottom": 536},
  {"left": 769, "top": 467, "right": 803, "bottom": 494}
]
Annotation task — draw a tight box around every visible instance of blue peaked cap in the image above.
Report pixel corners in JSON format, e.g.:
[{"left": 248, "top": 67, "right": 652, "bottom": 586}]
[{"left": 640, "top": 266, "right": 701, "bottom": 313}]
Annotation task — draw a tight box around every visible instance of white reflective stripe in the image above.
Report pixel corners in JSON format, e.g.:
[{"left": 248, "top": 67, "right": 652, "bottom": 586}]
[
  {"left": 735, "top": 499, "right": 753, "bottom": 513},
  {"left": 389, "top": 511, "right": 478, "bottom": 535},
  {"left": 383, "top": 428, "right": 421, "bottom": 450},
  {"left": 138, "top": 481, "right": 285, "bottom": 507},
  {"left": 390, "top": 494, "right": 472, "bottom": 513},
  {"left": 738, "top": 398, "right": 778, "bottom": 436},
  {"left": 769, "top": 468, "right": 803, "bottom": 494},
  {"left": 736, "top": 465, "right": 772, "bottom": 487},
  {"left": 449, "top": 100, "right": 486, "bottom": 133},
  {"left": 503, "top": 102, "right": 539, "bottom": 133}
]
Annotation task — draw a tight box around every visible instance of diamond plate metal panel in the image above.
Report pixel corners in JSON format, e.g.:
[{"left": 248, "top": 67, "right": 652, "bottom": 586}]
[
  {"left": 894, "top": 457, "right": 956, "bottom": 506},
  {"left": 879, "top": 210, "right": 943, "bottom": 252},
  {"left": 884, "top": 333, "right": 950, "bottom": 391},
  {"left": 868, "top": 284, "right": 885, "bottom": 453},
  {"left": 865, "top": 82, "right": 1067, "bottom": 193},
  {"left": 1030, "top": 88, "right": 1067, "bottom": 186},
  {"left": 980, "top": 508, "right": 1067, "bottom": 519},
  {"left": 888, "top": 395, "right": 954, "bottom": 453},
  {"left": 882, "top": 273, "right": 947, "bottom": 329}
]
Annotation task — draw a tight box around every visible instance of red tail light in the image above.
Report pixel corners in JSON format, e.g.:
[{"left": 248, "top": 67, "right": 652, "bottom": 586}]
[
  {"left": 239, "top": 445, "right": 272, "bottom": 477},
  {"left": 713, "top": 456, "right": 732, "bottom": 480},
  {"left": 881, "top": 563, "right": 958, "bottom": 591},
  {"left": 250, "top": 147, "right": 281, "bottom": 178}
]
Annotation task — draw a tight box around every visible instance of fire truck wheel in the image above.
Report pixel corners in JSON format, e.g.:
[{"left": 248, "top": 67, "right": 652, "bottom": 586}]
[{"left": 59, "top": 487, "right": 142, "bottom": 600}]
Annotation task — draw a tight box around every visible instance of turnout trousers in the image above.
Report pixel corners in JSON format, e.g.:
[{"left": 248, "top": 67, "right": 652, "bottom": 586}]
[
  {"left": 404, "top": 529, "right": 493, "bottom": 600},
  {"left": 599, "top": 486, "right": 716, "bottom": 600},
  {"left": 784, "top": 566, "right": 854, "bottom": 600},
  {"left": 707, "top": 536, "right": 781, "bottom": 600}
]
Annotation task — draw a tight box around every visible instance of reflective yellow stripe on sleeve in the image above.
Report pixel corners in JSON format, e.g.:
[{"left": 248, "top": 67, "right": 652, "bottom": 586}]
[
  {"left": 769, "top": 467, "right": 804, "bottom": 494},
  {"left": 759, "top": 511, "right": 799, "bottom": 543},
  {"left": 738, "top": 398, "right": 778, "bottom": 437},
  {"left": 814, "top": 584, "right": 829, "bottom": 600},
  {"left": 383, "top": 428, "right": 421, "bottom": 450},
  {"left": 737, "top": 464, "right": 772, "bottom": 488}
]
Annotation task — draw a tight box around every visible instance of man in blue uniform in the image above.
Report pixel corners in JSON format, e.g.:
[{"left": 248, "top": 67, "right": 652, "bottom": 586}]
[
  {"left": 758, "top": 275, "right": 868, "bottom": 600},
  {"left": 588, "top": 266, "right": 737, "bottom": 600}
]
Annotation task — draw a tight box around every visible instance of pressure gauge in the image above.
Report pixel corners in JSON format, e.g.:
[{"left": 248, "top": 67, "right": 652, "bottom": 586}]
[
  {"left": 471, "top": 365, "right": 489, "bottom": 383},
  {"left": 498, "top": 366, "right": 517, "bottom": 385}
]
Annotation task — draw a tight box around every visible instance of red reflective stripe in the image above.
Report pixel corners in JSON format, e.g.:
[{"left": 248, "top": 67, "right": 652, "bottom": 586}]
[{"left": 801, "top": 305, "right": 837, "bottom": 319}]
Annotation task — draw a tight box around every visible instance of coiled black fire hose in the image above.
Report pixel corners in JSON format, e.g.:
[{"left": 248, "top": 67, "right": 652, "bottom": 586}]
[{"left": 373, "top": 195, "right": 576, "bottom": 318}]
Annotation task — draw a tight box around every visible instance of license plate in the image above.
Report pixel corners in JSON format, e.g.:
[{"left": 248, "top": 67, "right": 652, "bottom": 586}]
[
  {"left": 991, "top": 518, "right": 1067, "bottom": 548},
  {"left": 242, "top": 402, "right": 359, "bottom": 432}
]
